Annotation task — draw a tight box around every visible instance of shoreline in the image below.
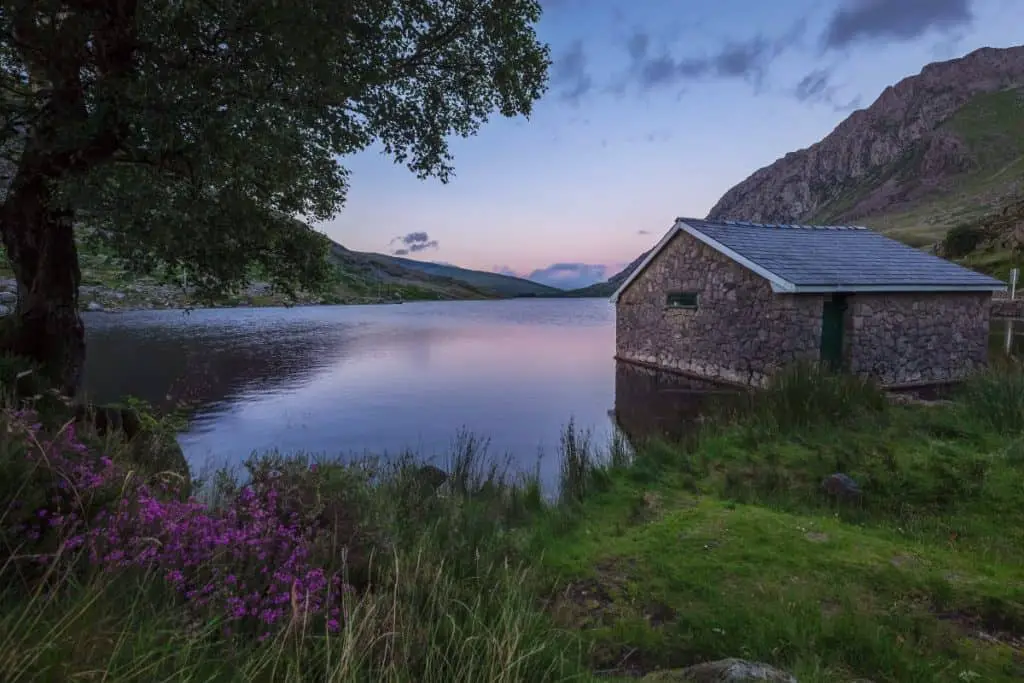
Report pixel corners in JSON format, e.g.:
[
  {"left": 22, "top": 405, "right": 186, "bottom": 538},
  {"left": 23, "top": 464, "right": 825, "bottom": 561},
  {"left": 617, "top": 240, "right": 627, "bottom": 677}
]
[{"left": 2, "top": 363, "right": 1022, "bottom": 681}]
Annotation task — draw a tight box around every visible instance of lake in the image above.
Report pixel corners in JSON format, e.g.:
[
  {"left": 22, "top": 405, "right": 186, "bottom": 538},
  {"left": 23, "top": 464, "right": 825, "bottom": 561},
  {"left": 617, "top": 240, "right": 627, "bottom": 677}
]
[
  {"left": 82, "top": 299, "right": 618, "bottom": 485},
  {"left": 81, "top": 299, "right": 1024, "bottom": 485}
]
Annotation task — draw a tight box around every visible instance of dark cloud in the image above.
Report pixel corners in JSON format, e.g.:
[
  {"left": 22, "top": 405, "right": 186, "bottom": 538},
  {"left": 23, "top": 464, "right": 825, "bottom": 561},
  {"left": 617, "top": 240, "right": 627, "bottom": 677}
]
[
  {"left": 795, "top": 68, "right": 832, "bottom": 101},
  {"left": 823, "top": 0, "right": 973, "bottom": 49},
  {"left": 793, "top": 67, "right": 863, "bottom": 113},
  {"left": 390, "top": 231, "right": 439, "bottom": 255},
  {"left": 622, "top": 20, "right": 806, "bottom": 93},
  {"left": 550, "top": 40, "right": 593, "bottom": 105},
  {"left": 626, "top": 31, "right": 650, "bottom": 63},
  {"left": 526, "top": 263, "right": 608, "bottom": 290}
]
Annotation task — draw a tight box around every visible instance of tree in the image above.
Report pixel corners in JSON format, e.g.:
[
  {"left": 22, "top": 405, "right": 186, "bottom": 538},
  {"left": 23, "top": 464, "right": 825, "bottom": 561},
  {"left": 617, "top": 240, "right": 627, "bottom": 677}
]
[{"left": 0, "top": 0, "right": 549, "bottom": 395}]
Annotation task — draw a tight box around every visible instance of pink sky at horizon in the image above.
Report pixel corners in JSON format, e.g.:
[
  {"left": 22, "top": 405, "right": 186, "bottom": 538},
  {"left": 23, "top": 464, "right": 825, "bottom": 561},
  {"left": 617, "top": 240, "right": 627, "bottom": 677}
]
[{"left": 313, "top": 0, "right": 1024, "bottom": 287}]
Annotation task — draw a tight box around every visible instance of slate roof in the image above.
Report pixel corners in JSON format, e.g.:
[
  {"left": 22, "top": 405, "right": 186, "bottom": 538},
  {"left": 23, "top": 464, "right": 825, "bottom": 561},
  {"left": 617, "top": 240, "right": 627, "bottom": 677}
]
[{"left": 610, "top": 218, "right": 1007, "bottom": 302}]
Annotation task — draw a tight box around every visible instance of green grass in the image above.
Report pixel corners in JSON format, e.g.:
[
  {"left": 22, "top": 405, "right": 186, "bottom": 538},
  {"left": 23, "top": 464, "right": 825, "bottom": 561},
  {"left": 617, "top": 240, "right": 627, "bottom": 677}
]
[
  {"left": 943, "top": 88, "right": 1024, "bottom": 171},
  {"left": 531, "top": 365, "right": 1024, "bottom": 682},
  {"left": 2, "top": 363, "right": 1024, "bottom": 681}
]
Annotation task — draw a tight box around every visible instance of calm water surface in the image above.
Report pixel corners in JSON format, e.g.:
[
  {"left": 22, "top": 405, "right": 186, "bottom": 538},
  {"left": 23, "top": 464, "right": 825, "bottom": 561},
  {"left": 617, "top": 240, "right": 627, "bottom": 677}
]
[
  {"left": 81, "top": 299, "right": 1024, "bottom": 484},
  {"left": 82, "top": 299, "right": 616, "bottom": 483}
]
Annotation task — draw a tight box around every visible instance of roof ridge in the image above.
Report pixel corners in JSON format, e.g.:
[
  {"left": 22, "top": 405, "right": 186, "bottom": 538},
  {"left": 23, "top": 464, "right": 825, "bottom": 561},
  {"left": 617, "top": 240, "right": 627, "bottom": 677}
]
[{"left": 680, "top": 217, "right": 869, "bottom": 231}]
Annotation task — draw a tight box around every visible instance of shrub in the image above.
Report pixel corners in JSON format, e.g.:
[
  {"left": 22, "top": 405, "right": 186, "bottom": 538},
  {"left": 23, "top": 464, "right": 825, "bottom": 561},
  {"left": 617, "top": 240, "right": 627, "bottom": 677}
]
[{"left": 941, "top": 222, "right": 986, "bottom": 258}]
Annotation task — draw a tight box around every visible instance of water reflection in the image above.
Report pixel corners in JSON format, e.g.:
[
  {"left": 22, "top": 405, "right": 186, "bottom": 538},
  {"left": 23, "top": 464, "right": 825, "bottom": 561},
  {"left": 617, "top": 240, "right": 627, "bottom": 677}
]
[
  {"left": 82, "top": 300, "right": 617, "bottom": 486},
  {"left": 612, "top": 361, "right": 739, "bottom": 445},
  {"left": 80, "top": 302, "right": 1022, "bottom": 486},
  {"left": 612, "top": 318, "right": 1024, "bottom": 448}
]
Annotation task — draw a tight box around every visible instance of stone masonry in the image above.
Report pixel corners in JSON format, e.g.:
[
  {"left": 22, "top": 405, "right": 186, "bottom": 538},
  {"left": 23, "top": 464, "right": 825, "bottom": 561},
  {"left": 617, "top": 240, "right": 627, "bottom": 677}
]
[
  {"left": 616, "top": 231, "right": 995, "bottom": 388},
  {"left": 615, "top": 231, "right": 824, "bottom": 387},
  {"left": 844, "top": 292, "right": 991, "bottom": 386}
]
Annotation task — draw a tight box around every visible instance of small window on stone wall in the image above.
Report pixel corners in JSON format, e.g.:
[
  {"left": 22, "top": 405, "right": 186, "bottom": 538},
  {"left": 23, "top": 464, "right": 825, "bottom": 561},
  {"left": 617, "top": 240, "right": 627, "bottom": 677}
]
[{"left": 666, "top": 291, "right": 699, "bottom": 309}]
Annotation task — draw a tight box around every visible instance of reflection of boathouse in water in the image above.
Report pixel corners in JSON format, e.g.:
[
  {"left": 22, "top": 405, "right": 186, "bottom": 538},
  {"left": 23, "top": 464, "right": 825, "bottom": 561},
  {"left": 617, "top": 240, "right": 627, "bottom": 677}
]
[{"left": 611, "top": 360, "right": 740, "bottom": 445}]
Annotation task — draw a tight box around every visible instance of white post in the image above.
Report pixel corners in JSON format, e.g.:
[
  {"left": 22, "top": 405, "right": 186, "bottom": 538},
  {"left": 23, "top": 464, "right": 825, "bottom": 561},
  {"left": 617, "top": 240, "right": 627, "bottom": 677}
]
[
  {"left": 1006, "top": 318, "right": 1014, "bottom": 356},
  {"left": 1011, "top": 267, "right": 1019, "bottom": 300}
]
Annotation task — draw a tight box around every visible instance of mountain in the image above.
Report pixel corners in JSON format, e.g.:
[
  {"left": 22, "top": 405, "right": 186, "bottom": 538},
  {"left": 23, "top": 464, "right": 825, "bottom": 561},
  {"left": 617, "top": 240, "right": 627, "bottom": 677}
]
[
  {"left": 563, "top": 250, "right": 651, "bottom": 298},
  {"left": 706, "top": 45, "right": 1024, "bottom": 277},
  {"left": 365, "top": 254, "right": 563, "bottom": 298},
  {"left": 569, "top": 45, "right": 1024, "bottom": 299}
]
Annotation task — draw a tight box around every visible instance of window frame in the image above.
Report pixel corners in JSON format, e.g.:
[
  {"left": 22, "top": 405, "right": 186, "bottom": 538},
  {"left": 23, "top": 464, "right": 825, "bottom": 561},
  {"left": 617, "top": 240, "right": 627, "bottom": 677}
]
[{"left": 665, "top": 291, "right": 700, "bottom": 310}]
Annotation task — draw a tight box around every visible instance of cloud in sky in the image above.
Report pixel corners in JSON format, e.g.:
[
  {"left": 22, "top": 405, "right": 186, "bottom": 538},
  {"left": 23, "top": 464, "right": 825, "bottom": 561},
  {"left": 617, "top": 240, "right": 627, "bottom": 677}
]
[
  {"left": 822, "top": 0, "right": 973, "bottom": 49},
  {"left": 557, "top": 1, "right": 974, "bottom": 109},
  {"left": 616, "top": 18, "right": 807, "bottom": 96},
  {"left": 550, "top": 40, "right": 594, "bottom": 104},
  {"left": 324, "top": 0, "right": 1024, "bottom": 278},
  {"left": 525, "top": 262, "right": 608, "bottom": 290},
  {"left": 390, "top": 231, "right": 439, "bottom": 256},
  {"left": 792, "top": 67, "right": 862, "bottom": 113}
]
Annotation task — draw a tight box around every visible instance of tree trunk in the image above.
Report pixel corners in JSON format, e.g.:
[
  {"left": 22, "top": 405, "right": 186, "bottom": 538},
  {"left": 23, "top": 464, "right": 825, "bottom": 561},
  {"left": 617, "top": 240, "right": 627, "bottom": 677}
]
[{"left": 1, "top": 175, "right": 84, "bottom": 397}]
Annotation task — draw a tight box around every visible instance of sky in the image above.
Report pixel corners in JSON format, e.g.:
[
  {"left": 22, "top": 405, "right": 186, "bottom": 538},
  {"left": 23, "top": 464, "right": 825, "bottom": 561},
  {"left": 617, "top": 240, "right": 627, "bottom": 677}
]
[{"left": 317, "top": 0, "right": 1024, "bottom": 290}]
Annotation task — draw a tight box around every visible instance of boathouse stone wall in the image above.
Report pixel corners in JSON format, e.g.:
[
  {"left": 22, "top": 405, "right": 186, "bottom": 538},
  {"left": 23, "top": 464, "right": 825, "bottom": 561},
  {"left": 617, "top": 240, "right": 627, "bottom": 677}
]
[
  {"left": 843, "top": 292, "right": 992, "bottom": 386},
  {"left": 615, "top": 231, "right": 995, "bottom": 387},
  {"left": 615, "top": 231, "right": 823, "bottom": 387}
]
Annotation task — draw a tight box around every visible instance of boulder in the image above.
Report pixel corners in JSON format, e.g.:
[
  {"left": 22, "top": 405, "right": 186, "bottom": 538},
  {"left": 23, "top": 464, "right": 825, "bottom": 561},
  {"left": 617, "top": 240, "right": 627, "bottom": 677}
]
[{"left": 642, "top": 658, "right": 797, "bottom": 682}]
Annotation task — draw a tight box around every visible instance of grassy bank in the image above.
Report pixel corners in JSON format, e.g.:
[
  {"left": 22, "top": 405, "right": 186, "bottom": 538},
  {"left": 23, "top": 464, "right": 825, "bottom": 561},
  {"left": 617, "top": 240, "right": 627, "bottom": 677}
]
[
  {"left": 1, "top": 362, "right": 1023, "bottom": 681},
  {"left": 537, "top": 366, "right": 1024, "bottom": 681}
]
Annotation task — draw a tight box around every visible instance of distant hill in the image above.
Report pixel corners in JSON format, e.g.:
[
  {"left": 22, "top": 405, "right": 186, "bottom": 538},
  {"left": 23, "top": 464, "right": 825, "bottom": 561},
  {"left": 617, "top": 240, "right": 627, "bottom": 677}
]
[
  {"left": 364, "top": 253, "right": 563, "bottom": 298},
  {"left": 324, "top": 242, "right": 495, "bottom": 301}
]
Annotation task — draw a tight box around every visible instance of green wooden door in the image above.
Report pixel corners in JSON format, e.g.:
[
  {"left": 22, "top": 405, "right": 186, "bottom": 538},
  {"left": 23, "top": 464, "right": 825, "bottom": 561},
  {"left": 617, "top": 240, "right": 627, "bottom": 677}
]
[{"left": 820, "top": 294, "right": 848, "bottom": 370}]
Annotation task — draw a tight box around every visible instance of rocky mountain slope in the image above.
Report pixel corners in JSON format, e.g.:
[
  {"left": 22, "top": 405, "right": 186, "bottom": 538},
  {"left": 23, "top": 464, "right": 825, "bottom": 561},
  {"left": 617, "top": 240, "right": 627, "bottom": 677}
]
[
  {"left": 574, "top": 45, "right": 1024, "bottom": 298},
  {"left": 707, "top": 46, "right": 1024, "bottom": 254}
]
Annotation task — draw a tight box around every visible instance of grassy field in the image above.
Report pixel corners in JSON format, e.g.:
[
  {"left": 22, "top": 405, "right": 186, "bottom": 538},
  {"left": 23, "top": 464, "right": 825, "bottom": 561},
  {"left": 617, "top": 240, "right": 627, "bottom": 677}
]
[
  {"left": 1, "top": 361, "right": 1022, "bottom": 682},
  {"left": 535, "top": 365, "right": 1024, "bottom": 681}
]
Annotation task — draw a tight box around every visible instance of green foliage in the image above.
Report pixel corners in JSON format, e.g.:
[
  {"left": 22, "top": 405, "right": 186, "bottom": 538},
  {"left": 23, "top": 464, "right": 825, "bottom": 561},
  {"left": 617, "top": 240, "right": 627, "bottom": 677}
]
[
  {"left": 941, "top": 222, "right": 987, "bottom": 258},
  {"left": 0, "top": 0, "right": 550, "bottom": 301}
]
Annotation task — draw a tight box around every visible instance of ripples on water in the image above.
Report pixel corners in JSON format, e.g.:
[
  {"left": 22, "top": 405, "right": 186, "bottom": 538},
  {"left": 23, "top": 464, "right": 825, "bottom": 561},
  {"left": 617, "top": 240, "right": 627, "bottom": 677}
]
[
  {"left": 82, "top": 300, "right": 1023, "bottom": 486},
  {"left": 83, "top": 299, "right": 617, "bottom": 485}
]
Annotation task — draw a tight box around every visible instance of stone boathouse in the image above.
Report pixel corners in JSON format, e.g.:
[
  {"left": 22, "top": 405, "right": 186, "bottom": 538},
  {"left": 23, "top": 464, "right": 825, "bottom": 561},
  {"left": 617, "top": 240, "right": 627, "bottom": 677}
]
[{"left": 611, "top": 218, "right": 1007, "bottom": 388}]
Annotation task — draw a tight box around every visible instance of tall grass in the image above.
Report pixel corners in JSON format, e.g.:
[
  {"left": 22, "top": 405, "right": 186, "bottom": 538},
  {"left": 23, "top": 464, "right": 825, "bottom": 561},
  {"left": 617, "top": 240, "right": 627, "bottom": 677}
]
[
  {"left": 742, "top": 361, "right": 889, "bottom": 432},
  {"left": 0, "top": 542, "right": 578, "bottom": 682},
  {"left": 956, "top": 358, "right": 1024, "bottom": 433},
  {"left": 0, "top": 381, "right": 611, "bottom": 682}
]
